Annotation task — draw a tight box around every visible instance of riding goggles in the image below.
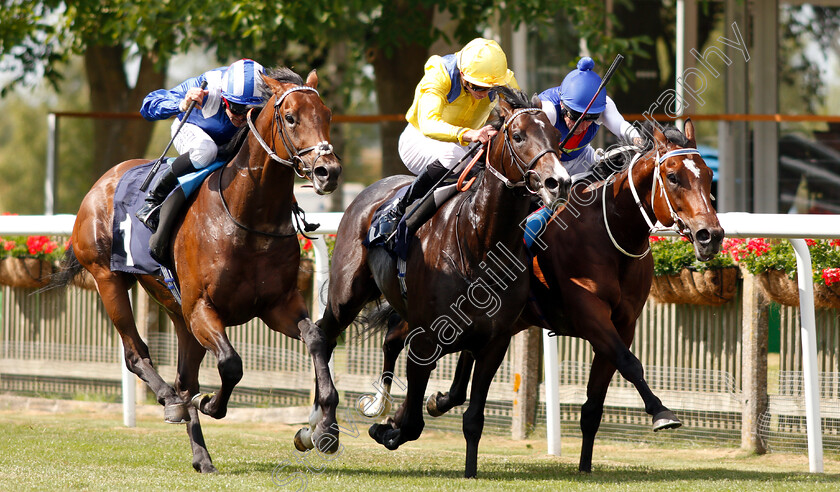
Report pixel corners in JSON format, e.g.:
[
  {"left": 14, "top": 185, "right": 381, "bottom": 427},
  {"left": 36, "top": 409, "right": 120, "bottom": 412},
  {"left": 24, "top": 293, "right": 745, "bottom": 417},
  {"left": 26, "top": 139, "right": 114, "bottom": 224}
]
[
  {"left": 224, "top": 98, "right": 249, "bottom": 116},
  {"left": 564, "top": 107, "right": 600, "bottom": 122}
]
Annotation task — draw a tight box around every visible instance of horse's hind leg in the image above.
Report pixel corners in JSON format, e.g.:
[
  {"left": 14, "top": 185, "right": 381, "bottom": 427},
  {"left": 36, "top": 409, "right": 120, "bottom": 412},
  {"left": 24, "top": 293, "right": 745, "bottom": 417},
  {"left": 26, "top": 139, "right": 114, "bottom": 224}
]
[
  {"left": 359, "top": 315, "right": 407, "bottom": 418},
  {"left": 172, "top": 317, "right": 216, "bottom": 473},
  {"left": 461, "top": 338, "right": 509, "bottom": 479},
  {"left": 95, "top": 271, "right": 183, "bottom": 419},
  {"left": 427, "top": 351, "right": 474, "bottom": 417},
  {"left": 369, "top": 354, "right": 435, "bottom": 451}
]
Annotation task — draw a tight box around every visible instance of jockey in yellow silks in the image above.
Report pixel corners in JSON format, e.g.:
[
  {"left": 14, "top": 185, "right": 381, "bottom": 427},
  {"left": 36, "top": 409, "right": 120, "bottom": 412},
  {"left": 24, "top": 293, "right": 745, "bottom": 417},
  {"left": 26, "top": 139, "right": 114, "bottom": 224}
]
[{"left": 379, "top": 38, "right": 519, "bottom": 235}]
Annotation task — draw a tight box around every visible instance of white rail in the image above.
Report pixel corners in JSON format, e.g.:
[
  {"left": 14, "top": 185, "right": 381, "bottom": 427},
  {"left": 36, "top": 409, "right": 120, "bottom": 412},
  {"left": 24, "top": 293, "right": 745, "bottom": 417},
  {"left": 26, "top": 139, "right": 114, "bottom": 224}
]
[
  {"left": 0, "top": 212, "right": 832, "bottom": 472},
  {"left": 543, "top": 212, "right": 838, "bottom": 473}
]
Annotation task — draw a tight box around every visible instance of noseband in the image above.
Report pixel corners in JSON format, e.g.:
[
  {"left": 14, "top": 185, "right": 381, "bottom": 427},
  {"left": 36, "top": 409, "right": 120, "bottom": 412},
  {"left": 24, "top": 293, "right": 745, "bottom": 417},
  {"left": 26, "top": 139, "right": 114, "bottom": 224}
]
[
  {"left": 246, "top": 86, "right": 337, "bottom": 179},
  {"left": 485, "top": 108, "right": 558, "bottom": 194}
]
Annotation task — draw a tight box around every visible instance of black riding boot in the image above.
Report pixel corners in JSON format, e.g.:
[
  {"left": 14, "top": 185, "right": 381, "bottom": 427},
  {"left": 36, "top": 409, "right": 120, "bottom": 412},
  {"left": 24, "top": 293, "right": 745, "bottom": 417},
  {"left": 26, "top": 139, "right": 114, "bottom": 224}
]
[
  {"left": 136, "top": 153, "right": 197, "bottom": 230},
  {"left": 148, "top": 188, "right": 187, "bottom": 268},
  {"left": 380, "top": 160, "right": 448, "bottom": 236}
]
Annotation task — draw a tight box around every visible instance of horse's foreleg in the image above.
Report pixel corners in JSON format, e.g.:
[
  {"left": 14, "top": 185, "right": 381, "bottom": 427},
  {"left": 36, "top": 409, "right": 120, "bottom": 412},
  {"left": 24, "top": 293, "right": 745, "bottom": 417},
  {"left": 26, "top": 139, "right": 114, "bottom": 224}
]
[
  {"left": 296, "top": 317, "right": 340, "bottom": 454},
  {"left": 188, "top": 300, "right": 241, "bottom": 420},
  {"left": 263, "top": 302, "right": 339, "bottom": 455},
  {"left": 578, "top": 354, "right": 616, "bottom": 473},
  {"left": 427, "top": 351, "right": 474, "bottom": 417},
  {"left": 591, "top": 324, "right": 681, "bottom": 432},
  {"left": 173, "top": 318, "right": 215, "bottom": 473},
  {"left": 96, "top": 273, "right": 181, "bottom": 414},
  {"left": 462, "top": 338, "right": 509, "bottom": 479}
]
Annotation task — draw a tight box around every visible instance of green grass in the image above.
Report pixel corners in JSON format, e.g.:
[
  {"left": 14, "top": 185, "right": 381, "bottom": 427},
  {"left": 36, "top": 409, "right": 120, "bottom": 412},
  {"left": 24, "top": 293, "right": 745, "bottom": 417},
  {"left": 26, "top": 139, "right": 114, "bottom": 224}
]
[{"left": 1, "top": 403, "right": 839, "bottom": 491}]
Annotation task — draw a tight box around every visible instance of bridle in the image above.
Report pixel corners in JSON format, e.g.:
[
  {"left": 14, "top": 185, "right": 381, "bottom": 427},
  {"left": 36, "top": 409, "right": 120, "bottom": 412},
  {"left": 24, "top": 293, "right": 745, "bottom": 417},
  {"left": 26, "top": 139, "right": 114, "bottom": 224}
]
[
  {"left": 246, "top": 86, "right": 337, "bottom": 179},
  {"left": 220, "top": 85, "right": 337, "bottom": 238},
  {"left": 603, "top": 146, "right": 701, "bottom": 258},
  {"left": 484, "top": 108, "right": 558, "bottom": 195}
]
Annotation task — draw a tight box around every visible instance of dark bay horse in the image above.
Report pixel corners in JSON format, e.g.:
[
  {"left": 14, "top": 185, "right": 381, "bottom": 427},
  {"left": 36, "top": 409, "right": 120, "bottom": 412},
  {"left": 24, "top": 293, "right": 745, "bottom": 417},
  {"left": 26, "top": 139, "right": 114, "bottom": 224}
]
[
  {"left": 318, "top": 88, "right": 571, "bottom": 478},
  {"left": 360, "top": 119, "right": 724, "bottom": 473},
  {"left": 51, "top": 68, "right": 342, "bottom": 472}
]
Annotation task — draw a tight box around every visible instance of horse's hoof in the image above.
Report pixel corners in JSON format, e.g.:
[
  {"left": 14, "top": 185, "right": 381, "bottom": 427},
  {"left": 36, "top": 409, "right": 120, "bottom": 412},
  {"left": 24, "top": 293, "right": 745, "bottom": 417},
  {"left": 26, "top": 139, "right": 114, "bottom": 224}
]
[
  {"left": 383, "top": 428, "right": 401, "bottom": 450},
  {"left": 426, "top": 392, "right": 444, "bottom": 417},
  {"left": 191, "top": 392, "right": 214, "bottom": 411},
  {"left": 652, "top": 410, "right": 682, "bottom": 432},
  {"left": 294, "top": 428, "right": 314, "bottom": 452},
  {"left": 357, "top": 394, "right": 388, "bottom": 419},
  {"left": 193, "top": 461, "right": 217, "bottom": 473},
  {"left": 164, "top": 402, "right": 190, "bottom": 424},
  {"left": 314, "top": 432, "right": 341, "bottom": 454}
]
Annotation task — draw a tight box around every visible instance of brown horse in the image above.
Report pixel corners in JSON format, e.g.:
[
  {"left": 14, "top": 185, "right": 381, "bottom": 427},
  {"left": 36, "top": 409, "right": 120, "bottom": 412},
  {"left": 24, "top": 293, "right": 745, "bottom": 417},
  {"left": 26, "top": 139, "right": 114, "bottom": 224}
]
[
  {"left": 360, "top": 119, "right": 724, "bottom": 473},
  {"left": 50, "top": 68, "right": 342, "bottom": 472},
  {"left": 318, "top": 88, "right": 571, "bottom": 478}
]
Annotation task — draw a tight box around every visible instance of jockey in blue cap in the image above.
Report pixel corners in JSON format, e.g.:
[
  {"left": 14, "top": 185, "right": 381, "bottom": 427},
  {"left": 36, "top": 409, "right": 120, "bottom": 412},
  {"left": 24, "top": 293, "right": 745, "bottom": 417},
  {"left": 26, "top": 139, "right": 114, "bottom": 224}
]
[
  {"left": 136, "top": 58, "right": 266, "bottom": 230},
  {"left": 539, "top": 57, "right": 642, "bottom": 178},
  {"left": 136, "top": 58, "right": 266, "bottom": 263}
]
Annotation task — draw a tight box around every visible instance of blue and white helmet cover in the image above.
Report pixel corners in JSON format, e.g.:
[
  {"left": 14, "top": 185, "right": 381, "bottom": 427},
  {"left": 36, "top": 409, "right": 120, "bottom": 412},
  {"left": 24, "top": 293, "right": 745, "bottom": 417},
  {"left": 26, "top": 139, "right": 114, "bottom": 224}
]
[{"left": 221, "top": 59, "right": 265, "bottom": 106}]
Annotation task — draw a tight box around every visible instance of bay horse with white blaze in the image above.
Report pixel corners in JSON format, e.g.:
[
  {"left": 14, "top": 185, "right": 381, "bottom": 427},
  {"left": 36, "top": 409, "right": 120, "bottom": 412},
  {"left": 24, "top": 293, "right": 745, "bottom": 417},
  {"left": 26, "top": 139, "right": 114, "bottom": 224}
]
[
  {"left": 50, "top": 68, "right": 342, "bottom": 472},
  {"left": 361, "top": 119, "right": 724, "bottom": 473},
  {"left": 318, "top": 88, "right": 571, "bottom": 478}
]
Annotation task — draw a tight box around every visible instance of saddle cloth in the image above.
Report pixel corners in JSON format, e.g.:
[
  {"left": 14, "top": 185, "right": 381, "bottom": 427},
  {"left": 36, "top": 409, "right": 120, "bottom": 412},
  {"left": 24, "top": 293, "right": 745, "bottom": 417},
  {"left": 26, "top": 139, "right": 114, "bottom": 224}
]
[
  {"left": 363, "top": 181, "right": 461, "bottom": 261},
  {"left": 110, "top": 158, "right": 226, "bottom": 275}
]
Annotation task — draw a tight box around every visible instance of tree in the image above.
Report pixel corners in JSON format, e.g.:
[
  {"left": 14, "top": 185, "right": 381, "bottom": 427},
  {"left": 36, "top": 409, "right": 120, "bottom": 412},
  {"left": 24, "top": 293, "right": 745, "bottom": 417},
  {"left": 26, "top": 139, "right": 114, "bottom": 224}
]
[{"left": 1, "top": 0, "right": 647, "bottom": 186}]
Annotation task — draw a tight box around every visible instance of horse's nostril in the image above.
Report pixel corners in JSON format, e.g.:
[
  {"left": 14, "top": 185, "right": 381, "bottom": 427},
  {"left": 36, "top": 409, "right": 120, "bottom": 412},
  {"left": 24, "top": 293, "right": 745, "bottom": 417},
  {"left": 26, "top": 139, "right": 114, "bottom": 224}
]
[
  {"left": 313, "top": 166, "right": 329, "bottom": 180},
  {"left": 696, "top": 229, "right": 711, "bottom": 244},
  {"left": 544, "top": 177, "right": 559, "bottom": 191}
]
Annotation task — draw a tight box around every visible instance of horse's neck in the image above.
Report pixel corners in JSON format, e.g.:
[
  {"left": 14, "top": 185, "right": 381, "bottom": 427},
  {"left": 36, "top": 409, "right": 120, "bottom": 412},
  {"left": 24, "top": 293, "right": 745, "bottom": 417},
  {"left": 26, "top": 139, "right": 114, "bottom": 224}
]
[
  {"left": 467, "top": 161, "right": 530, "bottom": 255},
  {"left": 611, "top": 154, "right": 658, "bottom": 241},
  {"left": 224, "top": 139, "right": 296, "bottom": 227}
]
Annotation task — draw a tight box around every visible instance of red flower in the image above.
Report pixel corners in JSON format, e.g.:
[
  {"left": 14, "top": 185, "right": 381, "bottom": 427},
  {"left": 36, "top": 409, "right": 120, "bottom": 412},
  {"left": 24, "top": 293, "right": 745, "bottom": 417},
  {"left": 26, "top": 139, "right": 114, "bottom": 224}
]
[
  {"left": 805, "top": 239, "right": 816, "bottom": 247},
  {"left": 4, "top": 241, "right": 15, "bottom": 251},
  {"left": 650, "top": 236, "right": 664, "bottom": 243},
  {"left": 822, "top": 268, "right": 840, "bottom": 286}
]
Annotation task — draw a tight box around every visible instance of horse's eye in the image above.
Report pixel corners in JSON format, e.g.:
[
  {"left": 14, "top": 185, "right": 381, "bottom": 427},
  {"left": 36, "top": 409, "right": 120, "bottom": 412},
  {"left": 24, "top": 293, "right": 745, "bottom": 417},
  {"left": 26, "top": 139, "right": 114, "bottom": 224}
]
[
  {"left": 285, "top": 114, "right": 295, "bottom": 124},
  {"left": 512, "top": 132, "right": 523, "bottom": 143},
  {"left": 667, "top": 172, "right": 679, "bottom": 185}
]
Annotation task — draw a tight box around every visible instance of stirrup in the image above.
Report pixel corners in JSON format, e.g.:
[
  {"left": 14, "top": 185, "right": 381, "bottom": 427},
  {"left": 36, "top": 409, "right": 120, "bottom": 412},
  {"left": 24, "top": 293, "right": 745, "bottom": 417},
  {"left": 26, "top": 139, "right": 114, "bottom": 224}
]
[
  {"left": 379, "top": 207, "right": 403, "bottom": 237},
  {"left": 135, "top": 202, "right": 162, "bottom": 230}
]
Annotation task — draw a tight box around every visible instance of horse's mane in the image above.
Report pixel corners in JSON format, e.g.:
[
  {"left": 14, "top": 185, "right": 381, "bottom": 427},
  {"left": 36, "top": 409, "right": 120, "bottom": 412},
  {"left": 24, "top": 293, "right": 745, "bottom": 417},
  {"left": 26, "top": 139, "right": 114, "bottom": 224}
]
[
  {"left": 216, "top": 67, "right": 307, "bottom": 162},
  {"left": 488, "top": 86, "right": 542, "bottom": 130}
]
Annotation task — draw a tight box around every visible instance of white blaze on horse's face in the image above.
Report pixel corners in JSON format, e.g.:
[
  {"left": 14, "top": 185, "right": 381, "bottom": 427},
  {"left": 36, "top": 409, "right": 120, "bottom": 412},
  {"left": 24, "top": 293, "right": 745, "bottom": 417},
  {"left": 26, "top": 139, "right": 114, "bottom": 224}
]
[
  {"left": 541, "top": 153, "right": 571, "bottom": 211},
  {"left": 683, "top": 158, "right": 701, "bottom": 178}
]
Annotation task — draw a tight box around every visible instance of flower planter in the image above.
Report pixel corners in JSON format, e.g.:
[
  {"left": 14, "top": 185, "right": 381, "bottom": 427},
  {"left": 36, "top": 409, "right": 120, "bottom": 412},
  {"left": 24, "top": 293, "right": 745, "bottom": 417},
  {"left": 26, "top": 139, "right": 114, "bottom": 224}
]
[
  {"left": 757, "top": 269, "right": 840, "bottom": 309},
  {"left": 649, "top": 267, "right": 739, "bottom": 305},
  {"left": 0, "top": 258, "right": 54, "bottom": 288}
]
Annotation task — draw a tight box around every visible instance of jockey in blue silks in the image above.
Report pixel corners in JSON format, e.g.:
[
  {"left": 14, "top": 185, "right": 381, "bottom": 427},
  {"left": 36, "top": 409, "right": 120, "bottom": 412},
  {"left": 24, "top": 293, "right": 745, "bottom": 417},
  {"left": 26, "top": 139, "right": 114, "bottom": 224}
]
[
  {"left": 136, "top": 58, "right": 265, "bottom": 263},
  {"left": 539, "top": 57, "right": 642, "bottom": 178},
  {"left": 525, "top": 57, "right": 643, "bottom": 250}
]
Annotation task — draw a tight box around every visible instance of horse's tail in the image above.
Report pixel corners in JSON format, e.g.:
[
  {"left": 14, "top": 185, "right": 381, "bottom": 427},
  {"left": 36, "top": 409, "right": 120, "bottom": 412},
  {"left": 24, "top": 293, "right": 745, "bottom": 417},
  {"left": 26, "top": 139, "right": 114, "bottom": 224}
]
[
  {"left": 356, "top": 301, "right": 400, "bottom": 340},
  {"left": 40, "top": 245, "right": 86, "bottom": 292}
]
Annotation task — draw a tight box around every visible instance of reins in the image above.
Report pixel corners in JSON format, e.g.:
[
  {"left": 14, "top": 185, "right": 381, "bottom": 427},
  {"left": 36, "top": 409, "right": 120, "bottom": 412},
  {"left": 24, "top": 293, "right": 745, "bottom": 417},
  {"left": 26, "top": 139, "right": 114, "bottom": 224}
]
[{"left": 602, "top": 146, "right": 701, "bottom": 258}]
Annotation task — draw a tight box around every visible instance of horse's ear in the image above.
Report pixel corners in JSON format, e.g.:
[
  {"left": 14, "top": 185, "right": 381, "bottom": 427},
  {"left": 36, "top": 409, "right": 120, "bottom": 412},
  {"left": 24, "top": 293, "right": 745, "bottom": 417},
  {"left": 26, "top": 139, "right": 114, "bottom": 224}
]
[
  {"left": 260, "top": 72, "right": 280, "bottom": 92},
  {"left": 652, "top": 124, "right": 668, "bottom": 148},
  {"left": 531, "top": 93, "right": 543, "bottom": 109},
  {"left": 305, "top": 70, "right": 319, "bottom": 89},
  {"left": 497, "top": 96, "right": 513, "bottom": 118},
  {"left": 683, "top": 118, "right": 697, "bottom": 148}
]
